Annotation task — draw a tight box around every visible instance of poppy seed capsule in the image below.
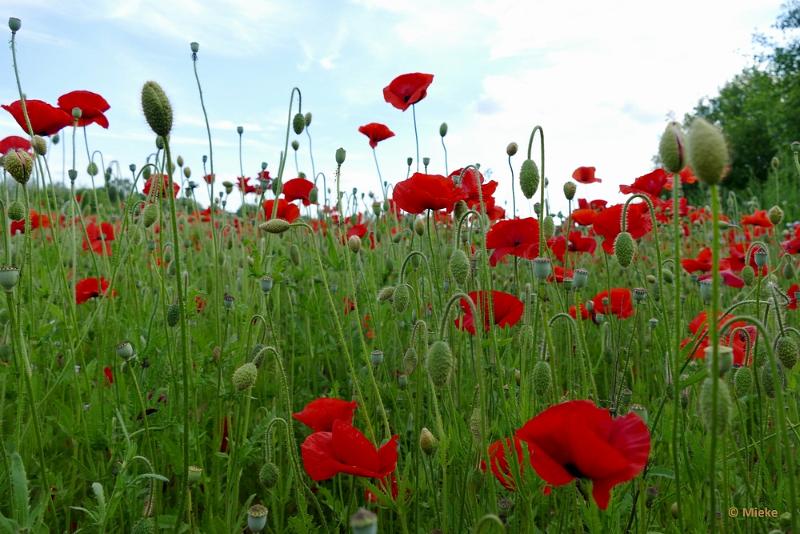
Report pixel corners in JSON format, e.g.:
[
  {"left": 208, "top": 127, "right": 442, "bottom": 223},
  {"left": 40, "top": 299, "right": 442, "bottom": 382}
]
[
  {"left": 614, "top": 231, "right": 635, "bottom": 268},
  {"left": 260, "top": 219, "right": 291, "bottom": 234},
  {"left": 519, "top": 159, "right": 540, "bottom": 199},
  {"left": 741, "top": 265, "right": 755, "bottom": 286},
  {"left": 733, "top": 366, "right": 753, "bottom": 397},
  {"left": 449, "top": 249, "right": 470, "bottom": 286},
  {"left": 233, "top": 362, "right": 258, "bottom": 391},
  {"left": 258, "top": 462, "right": 280, "bottom": 488},
  {"left": 658, "top": 121, "right": 686, "bottom": 173},
  {"left": 687, "top": 118, "right": 729, "bottom": 186},
  {"left": 141, "top": 81, "right": 173, "bottom": 137},
  {"left": 768, "top": 205, "right": 783, "bottom": 226},
  {"left": 348, "top": 235, "right": 361, "bottom": 253},
  {"left": 7, "top": 200, "right": 24, "bottom": 221},
  {"left": 335, "top": 147, "right": 346, "bottom": 165},
  {"left": 0, "top": 266, "right": 20, "bottom": 292},
  {"left": 393, "top": 283, "right": 410, "bottom": 313},
  {"left": 506, "top": 142, "right": 518, "bottom": 157},
  {"left": 3, "top": 149, "right": 33, "bottom": 185},
  {"left": 292, "top": 113, "right": 305, "bottom": 135},
  {"left": 188, "top": 465, "right": 202, "bottom": 484},
  {"left": 304, "top": 111, "right": 312, "bottom": 127},
  {"left": 8, "top": 17, "right": 21, "bottom": 32},
  {"left": 573, "top": 268, "right": 589, "bottom": 289},
  {"left": 291, "top": 139, "right": 299, "bottom": 151},
  {"left": 439, "top": 122, "right": 448, "bottom": 137},
  {"left": 783, "top": 260, "right": 795, "bottom": 280},
  {"left": 532, "top": 257, "right": 552, "bottom": 280},
  {"left": 247, "top": 504, "right": 268, "bottom": 533},
  {"left": 350, "top": 508, "right": 378, "bottom": 534},
  {"left": 563, "top": 181, "right": 576, "bottom": 200},
  {"left": 532, "top": 360, "right": 552, "bottom": 396},
  {"left": 116, "top": 341, "right": 134, "bottom": 360},
  {"left": 775, "top": 335, "right": 798, "bottom": 369},
  {"left": 698, "top": 377, "right": 733, "bottom": 433},
  {"left": 754, "top": 248, "right": 768, "bottom": 268},
  {"left": 422, "top": 156, "right": 430, "bottom": 167},
  {"left": 406, "top": 157, "right": 413, "bottom": 166},
  {"left": 370, "top": 349, "right": 384, "bottom": 365},
  {"left": 426, "top": 340, "right": 454, "bottom": 387}
]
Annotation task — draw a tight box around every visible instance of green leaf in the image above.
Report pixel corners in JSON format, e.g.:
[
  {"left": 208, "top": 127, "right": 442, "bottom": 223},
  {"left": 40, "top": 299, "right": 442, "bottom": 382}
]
[{"left": 9, "top": 452, "right": 29, "bottom": 526}]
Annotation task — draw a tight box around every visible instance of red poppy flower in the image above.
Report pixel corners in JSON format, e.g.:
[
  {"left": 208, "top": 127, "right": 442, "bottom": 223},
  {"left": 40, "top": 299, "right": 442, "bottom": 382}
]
[
  {"left": 75, "top": 277, "right": 112, "bottom": 304},
  {"left": 391, "top": 172, "right": 466, "bottom": 214},
  {"left": 448, "top": 167, "right": 499, "bottom": 214},
  {"left": 57, "top": 90, "right": 110, "bottom": 128},
  {"left": 103, "top": 366, "right": 114, "bottom": 385},
  {"left": 549, "top": 266, "right": 574, "bottom": 284},
  {"left": 82, "top": 221, "right": 115, "bottom": 255},
  {"left": 294, "top": 397, "right": 358, "bottom": 432},
  {"left": 698, "top": 269, "right": 744, "bottom": 289},
  {"left": 143, "top": 174, "right": 180, "bottom": 198},
  {"left": 358, "top": 122, "right": 395, "bottom": 149},
  {"left": 262, "top": 198, "right": 300, "bottom": 222},
  {"left": 0, "top": 135, "right": 31, "bottom": 154},
  {"left": 592, "top": 203, "right": 652, "bottom": 254},
  {"left": 455, "top": 290, "right": 524, "bottom": 334},
  {"left": 383, "top": 73, "right": 434, "bottom": 111},
  {"left": 571, "top": 209, "right": 597, "bottom": 226},
  {"left": 2, "top": 99, "right": 72, "bottom": 136},
  {"left": 572, "top": 166, "right": 602, "bottom": 184},
  {"left": 683, "top": 311, "right": 756, "bottom": 366},
  {"left": 578, "top": 199, "right": 608, "bottom": 211},
  {"left": 787, "top": 284, "right": 800, "bottom": 310},
  {"left": 592, "top": 288, "right": 633, "bottom": 319},
  {"left": 486, "top": 217, "right": 539, "bottom": 266},
  {"left": 480, "top": 437, "right": 525, "bottom": 490},
  {"left": 569, "top": 303, "right": 590, "bottom": 321},
  {"left": 283, "top": 178, "right": 316, "bottom": 206},
  {"left": 203, "top": 173, "right": 215, "bottom": 184},
  {"left": 10, "top": 209, "right": 50, "bottom": 235},
  {"left": 681, "top": 247, "right": 712, "bottom": 273},
  {"left": 619, "top": 168, "right": 668, "bottom": 197},
  {"left": 515, "top": 400, "right": 651, "bottom": 510},
  {"left": 236, "top": 176, "right": 257, "bottom": 195},
  {"left": 740, "top": 210, "right": 772, "bottom": 228},
  {"left": 300, "top": 419, "right": 399, "bottom": 481},
  {"left": 547, "top": 235, "right": 567, "bottom": 263}
]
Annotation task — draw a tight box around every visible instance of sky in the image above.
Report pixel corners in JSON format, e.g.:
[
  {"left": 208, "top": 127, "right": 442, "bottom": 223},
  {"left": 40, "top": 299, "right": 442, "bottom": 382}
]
[{"left": 0, "top": 0, "right": 787, "bottom": 217}]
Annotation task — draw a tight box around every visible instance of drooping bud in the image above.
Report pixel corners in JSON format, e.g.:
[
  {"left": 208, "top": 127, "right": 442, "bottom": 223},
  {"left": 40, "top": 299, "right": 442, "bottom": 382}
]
[
  {"left": 519, "top": 159, "right": 540, "bottom": 199},
  {"left": 291, "top": 139, "right": 299, "bottom": 151},
  {"left": 659, "top": 121, "right": 686, "bottom": 173},
  {"left": 698, "top": 377, "right": 733, "bottom": 433},
  {"left": 426, "top": 340, "right": 454, "bottom": 387},
  {"left": 403, "top": 346, "right": 418, "bottom": 375},
  {"left": 760, "top": 363, "right": 783, "bottom": 398},
  {"left": 292, "top": 113, "right": 305, "bottom": 135},
  {"left": 733, "top": 366, "right": 753, "bottom": 397},
  {"left": 614, "top": 231, "right": 635, "bottom": 268},
  {"left": 686, "top": 118, "right": 729, "bottom": 186},
  {"left": 289, "top": 243, "right": 301, "bottom": 266},
  {"left": 232, "top": 362, "right": 258, "bottom": 391},
  {"left": 304, "top": 112, "right": 312, "bottom": 127},
  {"left": 506, "top": 142, "right": 518, "bottom": 157},
  {"left": 142, "top": 203, "right": 158, "bottom": 228},
  {"left": 775, "top": 335, "right": 798, "bottom": 370},
  {"left": 532, "top": 360, "right": 552, "bottom": 397},
  {"left": 449, "top": 249, "right": 470, "bottom": 286},
  {"left": 31, "top": 135, "right": 47, "bottom": 156},
  {"left": 377, "top": 286, "right": 395, "bottom": 302},
  {"left": 783, "top": 260, "right": 795, "bottom": 280},
  {"left": 3, "top": 149, "right": 33, "bottom": 185},
  {"left": 393, "top": 283, "right": 410, "bottom": 313},
  {"left": 348, "top": 235, "right": 361, "bottom": 253},
  {"left": 453, "top": 200, "right": 468, "bottom": 222},
  {"left": 141, "top": 81, "right": 173, "bottom": 138},
  {"left": 563, "top": 181, "right": 576, "bottom": 200},
  {"left": 413, "top": 217, "right": 425, "bottom": 236},
  {"left": 419, "top": 427, "right": 438, "bottom": 455},
  {"left": 259, "top": 462, "right": 280, "bottom": 488},
  {"left": 542, "top": 216, "right": 555, "bottom": 239}
]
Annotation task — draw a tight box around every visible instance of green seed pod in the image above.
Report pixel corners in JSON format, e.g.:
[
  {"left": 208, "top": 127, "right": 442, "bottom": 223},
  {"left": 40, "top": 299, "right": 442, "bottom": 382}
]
[
  {"left": 348, "top": 235, "right": 361, "bottom": 253},
  {"left": 289, "top": 244, "right": 301, "bottom": 266},
  {"left": 426, "top": 340, "right": 454, "bottom": 387},
  {"left": 419, "top": 427, "right": 438, "bottom": 455},
  {"left": 403, "top": 346, "right": 418, "bottom": 375},
  {"left": 686, "top": 118, "right": 729, "bottom": 186},
  {"left": 519, "top": 159, "right": 540, "bottom": 199},
  {"left": 377, "top": 286, "right": 395, "bottom": 302},
  {"left": 439, "top": 122, "right": 448, "bottom": 137},
  {"left": 8, "top": 17, "right": 21, "bottom": 32},
  {"left": 142, "top": 203, "right": 158, "bottom": 228},
  {"left": 563, "top": 181, "right": 576, "bottom": 200},
  {"left": 543, "top": 216, "right": 555, "bottom": 239},
  {"left": 768, "top": 205, "right": 783, "bottom": 226},
  {"left": 659, "top": 121, "right": 686, "bottom": 173},
  {"left": 661, "top": 269, "right": 674, "bottom": 284},
  {"left": 698, "top": 377, "right": 733, "bottom": 433},
  {"left": 131, "top": 518, "right": 155, "bottom": 534},
  {"left": 393, "top": 283, "right": 410, "bottom": 313},
  {"left": 741, "top": 265, "right": 755, "bottom": 286},
  {"left": 166, "top": 302, "right": 180, "bottom": 327},
  {"left": 258, "top": 462, "right": 280, "bottom": 488},
  {"left": 614, "top": 231, "right": 635, "bottom": 268},
  {"left": 292, "top": 113, "right": 305, "bottom": 135},
  {"left": 3, "top": 149, "right": 33, "bottom": 185},
  {"left": 232, "top": 362, "right": 258, "bottom": 391},
  {"left": 7, "top": 200, "right": 24, "bottom": 221},
  {"left": 449, "top": 249, "right": 470, "bottom": 286},
  {"left": 141, "top": 81, "right": 173, "bottom": 137},
  {"left": 0, "top": 266, "right": 20, "bottom": 292},
  {"left": 260, "top": 219, "right": 291, "bottom": 234},
  {"left": 532, "top": 360, "right": 552, "bottom": 397},
  {"left": 506, "top": 142, "right": 518, "bottom": 157},
  {"left": 335, "top": 147, "right": 346, "bottom": 165},
  {"left": 775, "top": 335, "right": 798, "bottom": 370},
  {"left": 31, "top": 135, "right": 47, "bottom": 156},
  {"left": 87, "top": 161, "right": 99, "bottom": 177},
  {"left": 733, "top": 366, "right": 753, "bottom": 397}
]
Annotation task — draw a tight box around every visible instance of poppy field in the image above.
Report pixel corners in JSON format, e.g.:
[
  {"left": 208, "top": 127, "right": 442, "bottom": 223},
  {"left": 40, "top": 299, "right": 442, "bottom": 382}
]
[{"left": 2, "top": 15, "right": 800, "bottom": 534}]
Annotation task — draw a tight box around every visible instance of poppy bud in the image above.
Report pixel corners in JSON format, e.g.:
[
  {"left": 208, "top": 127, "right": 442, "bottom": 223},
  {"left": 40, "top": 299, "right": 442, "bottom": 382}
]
[
  {"left": 439, "top": 122, "right": 448, "bottom": 137},
  {"left": 347, "top": 235, "right": 361, "bottom": 253},
  {"left": 0, "top": 266, "right": 20, "bottom": 292},
  {"left": 393, "top": 283, "right": 410, "bottom": 313},
  {"left": 532, "top": 360, "right": 552, "bottom": 397},
  {"left": 419, "top": 427, "right": 438, "bottom": 455},
  {"left": 247, "top": 504, "right": 268, "bottom": 533},
  {"left": 8, "top": 17, "right": 21, "bottom": 32},
  {"left": 142, "top": 203, "right": 158, "bottom": 228},
  {"left": 233, "top": 362, "right": 258, "bottom": 391},
  {"left": 741, "top": 265, "right": 755, "bottom": 286},
  {"left": 166, "top": 303, "right": 180, "bottom": 327},
  {"left": 260, "top": 219, "right": 291, "bottom": 234},
  {"left": 427, "top": 340, "right": 454, "bottom": 387},
  {"left": 698, "top": 377, "right": 733, "bottom": 433},
  {"left": 292, "top": 113, "right": 305, "bottom": 135},
  {"left": 783, "top": 260, "right": 795, "bottom": 280},
  {"left": 563, "top": 181, "right": 576, "bottom": 200},
  {"left": 289, "top": 244, "right": 301, "bottom": 266},
  {"left": 3, "top": 149, "right": 33, "bottom": 185},
  {"left": 733, "top": 366, "right": 753, "bottom": 397},
  {"left": 183, "top": 167, "right": 191, "bottom": 179},
  {"left": 506, "top": 142, "right": 518, "bottom": 157},
  {"left": 350, "top": 508, "right": 377, "bottom": 534},
  {"left": 259, "top": 462, "right": 280, "bottom": 488},
  {"left": 449, "top": 249, "right": 469, "bottom": 286},
  {"left": 659, "top": 121, "right": 686, "bottom": 173},
  {"left": 614, "top": 231, "right": 635, "bottom": 268},
  {"left": 412, "top": 217, "right": 425, "bottom": 237},
  {"left": 87, "top": 161, "right": 99, "bottom": 177},
  {"left": 776, "top": 335, "right": 798, "bottom": 369},
  {"left": 532, "top": 257, "right": 552, "bottom": 280},
  {"left": 452, "top": 200, "right": 468, "bottom": 223},
  {"left": 377, "top": 286, "right": 395, "bottom": 302},
  {"left": 519, "top": 159, "right": 539, "bottom": 199},
  {"left": 686, "top": 118, "right": 729, "bottom": 186},
  {"left": 573, "top": 268, "right": 588, "bottom": 289},
  {"left": 336, "top": 147, "right": 346, "bottom": 165},
  {"left": 542, "top": 216, "right": 555, "bottom": 240},
  {"left": 31, "top": 135, "right": 46, "bottom": 156},
  {"left": 190, "top": 41, "right": 199, "bottom": 53},
  {"left": 303, "top": 112, "right": 312, "bottom": 127},
  {"left": 131, "top": 518, "right": 155, "bottom": 534},
  {"left": 403, "top": 346, "right": 418, "bottom": 375},
  {"left": 768, "top": 205, "right": 783, "bottom": 226},
  {"left": 141, "top": 81, "right": 173, "bottom": 138},
  {"left": 760, "top": 362, "right": 784, "bottom": 398},
  {"left": 291, "top": 139, "right": 299, "bottom": 151},
  {"left": 7, "top": 200, "right": 24, "bottom": 221}
]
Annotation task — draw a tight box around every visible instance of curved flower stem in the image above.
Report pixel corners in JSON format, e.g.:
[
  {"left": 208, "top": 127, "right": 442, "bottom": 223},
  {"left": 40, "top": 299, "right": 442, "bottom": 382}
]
[
  {"left": 525, "top": 126, "right": 545, "bottom": 256},
  {"left": 412, "top": 104, "right": 420, "bottom": 173},
  {"left": 305, "top": 127, "right": 317, "bottom": 182}
]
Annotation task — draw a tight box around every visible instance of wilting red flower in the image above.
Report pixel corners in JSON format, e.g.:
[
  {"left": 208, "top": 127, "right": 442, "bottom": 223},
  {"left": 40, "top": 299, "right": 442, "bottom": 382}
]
[
  {"left": 57, "top": 90, "right": 110, "bottom": 128},
  {"left": 592, "top": 288, "right": 633, "bottom": 319},
  {"left": 300, "top": 420, "right": 398, "bottom": 481},
  {"left": 143, "top": 174, "right": 180, "bottom": 198},
  {"left": 572, "top": 166, "right": 602, "bottom": 184},
  {"left": 383, "top": 73, "right": 434, "bottom": 111},
  {"left": 515, "top": 400, "right": 651, "bottom": 510},
  {"left": 10, "top": 209, "right": 50, "bottom": 235},
  {"left": 455, "top": 290, "right": 524, "bottom": 334},
  {"left": 740, "top": 210, "right": 772, "bottom": 228},
  {"left": 283, "top": 178, "right": 315, "bottom": 206},
  {"left": 392, "top": 172, "right": 466, "bottom": 214},
  {"left": 358, "top": 122, "right": 395, "bottom": 148},
  {"left": 82, "top": 221, "right": 115, "bottom": 255},
  {"left": 486, "top": 218, "right": 539, "bottom": 266},
  {"left": 592, "top": 203, "right": 652, "bottom": 254},
  {"left": 619, "top": 168, "right": 668, "bottom": 197},
  {"left": 681, "top": 247, "right": 712, "bottom": 273},
  {"left": 2, "top": 99, "right": 72, "bottom": 136},
  {"left": 293, "top": 398, "right": 358, "bottom": 432},
  {"left": 262, "top": 198, "right": 300, "bottom": 222},
  {"left": 75, "top": 277, "right": 111, "bottom": 304},
  {"left": 480, "top": 437, "right": 525, "bottom": 490},
  {"left": 103, "top": 366, "right": 114, "bottom": 385},
  {"left": 0, "top": 135, "right": 31, "bottom": 154}
]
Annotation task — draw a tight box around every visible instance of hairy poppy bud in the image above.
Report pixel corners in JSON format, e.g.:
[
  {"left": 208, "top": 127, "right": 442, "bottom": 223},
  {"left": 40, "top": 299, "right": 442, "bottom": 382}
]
[
  {"left": 233, "top": 362, "right": 258, "bottom": 391},
  {"left": 288, "top": 244, "right": 301, "bottom": 266},
  {"left": 413, "top": 217, "right": 425, "bottom": 236},
  {"left": 347, "top": 235, "right": 361, "bottom": 253},
  {"left": 166, "top": 303, "right": 180, "bottom": 327},
  {"left": 783, "top": 260, "right": 795, "bottom": 280},
  {"left": 563, "top": 181, "right": 576, "bottom": 200},
  {"left": 141, "top": 81, "right": 173, "bottom": 138},
  {"left": 768, "top": 205, "right": 783, "bottom": 226},
  {"left": 260, "top": 219, "right": 290, "bottom": 234},
  {"left": 8, "top": 17, "right": 21, "bottom": 32},
  {"left": 3, "top": 149, "right": 33, "bottom": 185},
  {"left": 532, "top": 360, "right": 552, "bottom": 397},
  {"left": 247, "top": 504, "right": 268, "bottom": 533},
  {"left": 291, "top": 139, "right": 299, "bottom": 151},
  {"left": 7, "top": 200, "right": 24, "bottom": 221},
  {"left": 259, "top": 462, "right": 280, "bottom": 488},
  {"left": 659, "top": 121, "right": 686, "bottom": 173},
  {"left": 427, "top": 340, "right": 453, "bottom": 387},
  {"left": 760, "top": 363, "right": 783, "bottom": 398},
  {"left": 142, "top": 203, "right": 158, "bottom": 228},
  {"left": 292, "top": 113, "right": 305, "bottom": 135},
  {"left": 469, "top": 407, "right": 482, "bottom": 442},
  {"left": 419, "top": 427, "right": 438, "bottom": 455},
  {"left": 335, "top": 147, "right": 346, "bottom": 165},
  {"left": 733, "top": 366, "right": 753, "bottom": 397},
  {"left": 31, "top": 135, "right": 47, "bottom": 156},
  {"left": 453, "top": 200, "right": 468, "bottom": 223},
  {"left": 519, "top": 159, "right": 539, "bottom": 199},
  {"left": 377, "top": 286, "right": 395, "bottom": 302},
  {"left": 304, "top": 112, "right": 312, "bottom": 127},
  {"left": 698, "top": 377, "right": 733, "bottom": 433},
  {"left": 393, "top": 283, "right": 410, "bottom": 313},
  {"left": 403, "top": 346, "right": 418, "bottom": 375},
  {"left": 741, "top": 265, "right": 755, "bottom": 286},
  {"left": 776, "top": 335, "right": 798, "bottom": 370},
  {"left": 87, "top": 161, "right": 98, "bottom": 177},
  {"left": 532, "top": 257, "right": 552, "bottom": 280},
  {"left": 687, "top": 118, "right": 729, "bottom": 186},
  {"left": 131, "top": 518, "right": 155, "bottom": 534},
  {"left": 439, "top": 122, "right": 448, "bottom": 137},
  {"left": 506, "top": 142, "right": 518, "bottom": 157},
  {"left": 449, "top": 249, "right": 469, "bottom": 286},
  {"left": 614, "top": 231, "right": 635, "bottom": 268},
  {"left": 543, "top": 216, "right": 555, "bottom": 239}
]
